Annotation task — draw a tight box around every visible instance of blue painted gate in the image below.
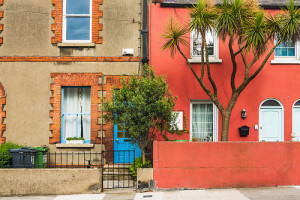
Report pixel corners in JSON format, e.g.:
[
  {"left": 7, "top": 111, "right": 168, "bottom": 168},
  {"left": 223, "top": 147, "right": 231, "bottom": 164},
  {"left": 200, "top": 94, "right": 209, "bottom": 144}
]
[{"left": 113, "top": 124, "right": 141, "bottom": 163}]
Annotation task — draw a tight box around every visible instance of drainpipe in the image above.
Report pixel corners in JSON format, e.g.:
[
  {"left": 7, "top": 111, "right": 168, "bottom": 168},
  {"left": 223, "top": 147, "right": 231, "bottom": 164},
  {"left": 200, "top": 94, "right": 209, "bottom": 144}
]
[{"left": 141, "top": 0, "right": 149, "bottom": 65}]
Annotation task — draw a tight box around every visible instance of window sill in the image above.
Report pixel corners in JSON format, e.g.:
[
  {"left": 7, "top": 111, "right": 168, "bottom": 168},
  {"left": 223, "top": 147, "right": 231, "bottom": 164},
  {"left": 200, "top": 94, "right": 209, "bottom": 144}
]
[
  {"left": 271, "top": 59, "right": 300, "bottom": 64},
  {"left": 57, "top": 43, "right": 95, "bottom": 48},
  {"left": 56, "top": 144, "right": 94, "bottom": 148},
  {"left": 188, "top": 58, "right": 223, "bottom": 64}
]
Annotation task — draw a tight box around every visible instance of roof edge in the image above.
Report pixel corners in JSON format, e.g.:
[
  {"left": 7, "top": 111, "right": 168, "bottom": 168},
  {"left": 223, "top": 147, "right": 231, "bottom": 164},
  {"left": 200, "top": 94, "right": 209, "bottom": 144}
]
[{"left": 159, "top": 2, "right": 288, "bottom": 9}]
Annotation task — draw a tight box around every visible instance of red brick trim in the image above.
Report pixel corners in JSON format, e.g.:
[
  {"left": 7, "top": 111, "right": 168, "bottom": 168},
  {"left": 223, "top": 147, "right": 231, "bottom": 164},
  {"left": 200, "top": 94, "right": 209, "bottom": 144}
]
[
  {"left": 49, "top": 73, "right": 103, "bottom": 144},
  {"left": 0, "top": 56, "right": 140, "bottom": 62},
  {"left": 0, "top": 82, "right": 6, "bottom": 145},
  {"left": 100, "top": 76, "right": 124, "bottom": 152},
  {"left": 0, "top": 0, "right": 4, "bottom": 45},
  {"left": 51, "top": 0, "right": 103, "bottom": 44}
]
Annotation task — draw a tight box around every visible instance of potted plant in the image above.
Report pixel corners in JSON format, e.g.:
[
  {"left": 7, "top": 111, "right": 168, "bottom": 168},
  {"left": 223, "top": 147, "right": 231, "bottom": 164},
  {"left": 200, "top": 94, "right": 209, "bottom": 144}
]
[{"left": 66, "top": 137, "right": 85, "bottom": 144}]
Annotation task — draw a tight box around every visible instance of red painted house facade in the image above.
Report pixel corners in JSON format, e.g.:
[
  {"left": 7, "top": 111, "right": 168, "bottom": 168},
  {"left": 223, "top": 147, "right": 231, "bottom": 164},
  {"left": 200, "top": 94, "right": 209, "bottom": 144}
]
[{"left": 149, "top": 0, "right": 300, "bottom": 142}]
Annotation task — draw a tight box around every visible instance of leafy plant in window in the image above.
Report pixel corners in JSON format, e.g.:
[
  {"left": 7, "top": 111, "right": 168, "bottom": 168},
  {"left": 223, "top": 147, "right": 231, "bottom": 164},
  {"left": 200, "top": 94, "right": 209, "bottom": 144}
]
[
  {"left": 103, "top": 65, "right": 185, "bottom": 163},
  {"left": 66, "top": 137, "right": 85, "bottom": 144},
  {"left": 162, "top": 0, "right": 300, "bottom": 141}
]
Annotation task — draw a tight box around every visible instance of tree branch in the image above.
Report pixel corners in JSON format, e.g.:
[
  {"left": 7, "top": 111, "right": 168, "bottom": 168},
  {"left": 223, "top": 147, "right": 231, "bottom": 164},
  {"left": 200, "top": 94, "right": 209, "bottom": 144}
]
[
  {"left": 200, "top": 29, "right": 218, "bottom": 98},
  {"left": 229, "top": 37, "right": 237, "bottom": 92},
  {"left": 177, "top": 45, "right": 225, "bottom": 113}
]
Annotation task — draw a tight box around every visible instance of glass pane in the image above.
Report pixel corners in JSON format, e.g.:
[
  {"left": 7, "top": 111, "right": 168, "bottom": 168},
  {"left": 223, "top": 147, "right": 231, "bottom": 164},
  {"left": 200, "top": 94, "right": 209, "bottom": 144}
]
[
  {"left": 118, "top": 132, "right": 124, "bottom": 138},
  {"left": 66, "top": 17, "right": 90, "bottom": 41},
  {"left": 275, "top": 40, "right": 295, "bottom": 57},
  {"left": 192, "top": 30, "right": 214, "bottom": 56},
  {"left": 63, "top": 87, "right": 91, "bottom": 113},
  {"left": 261, "top": 100, "right": 281, "bottom": 107},
  {"left": 79, "top": 115, "right": 90, "bottom": 140},
  {"left": 66, "top": 0, "right": 90, "bottom": 14},
  {"left": 294, "top": 100, "right": 300, "bottom": 106},
  {"left": 192, "top": 103, "right": 214, "bottom": 140},
  {"left": 118, "top": 124, "right": 124, "bottom": 131},
  {"left": 63, "top": 115, "right": 77, "bottom": 140},
  {"left": 125, "top": 132, "right": 129, "bottom": 138}
]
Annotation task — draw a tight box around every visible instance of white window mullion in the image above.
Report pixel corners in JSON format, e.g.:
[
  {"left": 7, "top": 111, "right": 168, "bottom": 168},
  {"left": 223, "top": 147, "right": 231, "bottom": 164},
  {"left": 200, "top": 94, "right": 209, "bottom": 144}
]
[{"left": 63, "top": 0, "right": 92, "bottom": 43}]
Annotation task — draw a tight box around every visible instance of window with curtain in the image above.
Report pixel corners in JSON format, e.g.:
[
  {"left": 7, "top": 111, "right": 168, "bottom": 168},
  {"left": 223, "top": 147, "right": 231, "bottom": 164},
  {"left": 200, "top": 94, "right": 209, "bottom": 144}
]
[
  {"left": 192, "top": 103, "right": 213, "bottom": 141},
  {"left": 63, "top": 0, "right": 92, "bottom": 42},
  {"left": 62, "top": 87, "right": 91, "bottom": 143}
]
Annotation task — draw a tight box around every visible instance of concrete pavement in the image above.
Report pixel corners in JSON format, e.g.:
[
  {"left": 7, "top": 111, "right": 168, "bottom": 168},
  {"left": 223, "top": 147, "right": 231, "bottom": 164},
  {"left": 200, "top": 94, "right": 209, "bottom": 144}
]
[{"left": 2, "top": 186, "right": 300, "bottom": 200}]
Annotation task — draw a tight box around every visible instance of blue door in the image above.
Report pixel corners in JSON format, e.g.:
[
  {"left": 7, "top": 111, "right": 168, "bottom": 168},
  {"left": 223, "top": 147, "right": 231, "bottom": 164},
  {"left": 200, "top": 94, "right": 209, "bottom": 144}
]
[{"left": 113, "top": 124, "right": 141, "bottom": 163}]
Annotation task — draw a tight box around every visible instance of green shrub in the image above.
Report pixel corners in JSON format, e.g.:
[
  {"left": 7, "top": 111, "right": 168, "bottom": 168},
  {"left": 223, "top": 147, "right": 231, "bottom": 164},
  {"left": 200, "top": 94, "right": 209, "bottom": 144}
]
[
  {"left": 129, "top": 156, "right": 152, "bottom": 179},
  {"left": 66, "top": 137, "right": 85, "bottom": 141},
  {"left": 0, "top": 142, "right": 25, "bottom": 167}
]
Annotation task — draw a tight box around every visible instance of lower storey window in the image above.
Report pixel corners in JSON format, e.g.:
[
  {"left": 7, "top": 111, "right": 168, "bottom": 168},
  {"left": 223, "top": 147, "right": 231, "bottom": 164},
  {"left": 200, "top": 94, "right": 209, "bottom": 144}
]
[
  {"left": 61, "top": 87, "right": 91, "bottom": 143},
  {"left": 190, "top": 101, "right": 218, "bottom": 141}
]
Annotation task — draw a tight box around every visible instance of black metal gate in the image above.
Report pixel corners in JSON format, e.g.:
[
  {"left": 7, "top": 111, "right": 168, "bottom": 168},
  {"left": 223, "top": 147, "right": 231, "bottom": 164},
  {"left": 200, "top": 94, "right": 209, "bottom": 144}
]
[{"left": 101, "top": 150, "right": 136, "bottom": 189}]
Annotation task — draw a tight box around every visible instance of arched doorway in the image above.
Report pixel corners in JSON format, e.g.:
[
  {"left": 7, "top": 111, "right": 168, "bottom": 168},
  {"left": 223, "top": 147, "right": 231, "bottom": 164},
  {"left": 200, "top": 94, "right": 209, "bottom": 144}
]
[
  {"left": 292, "top": 100, "right": 300, "bottom": 141},
  {"left": 259, "top": 99, "right": 284, "bottom": 141}
]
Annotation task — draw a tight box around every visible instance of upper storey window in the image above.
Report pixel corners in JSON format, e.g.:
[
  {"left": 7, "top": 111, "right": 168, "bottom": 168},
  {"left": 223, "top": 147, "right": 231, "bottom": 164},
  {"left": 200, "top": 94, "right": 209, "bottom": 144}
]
[
  {"left": 63, "top": 0, "right": 92, "bottom": 43},
  {"left": 189, "top": 29, "right": 222, "bottom": 63},
  {"left": 192, "top": 30, "right": 215, "bottom": 57},
  {"left": 271, "top": 39, "right": 300, "bottom": 64},
  {"left": 274, "top": 41, "right": 295, "bottom": 57}
]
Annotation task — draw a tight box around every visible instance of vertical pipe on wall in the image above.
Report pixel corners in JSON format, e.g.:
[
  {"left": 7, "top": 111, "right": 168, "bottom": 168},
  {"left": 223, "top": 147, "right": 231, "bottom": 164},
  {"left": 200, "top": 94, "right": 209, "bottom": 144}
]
[
  {"left": 141, "top": 0, "right": 149, "bottom": 65},
  {"left": 138, "top": 0, "right": 142, "bottom": 75}
]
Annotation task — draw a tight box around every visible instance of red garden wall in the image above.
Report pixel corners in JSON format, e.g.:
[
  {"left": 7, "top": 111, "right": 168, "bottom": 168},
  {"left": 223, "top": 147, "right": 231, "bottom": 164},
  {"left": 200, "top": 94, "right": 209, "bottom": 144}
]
[{"left": 153, "top": 141, "right": 300, "bottom": 189}]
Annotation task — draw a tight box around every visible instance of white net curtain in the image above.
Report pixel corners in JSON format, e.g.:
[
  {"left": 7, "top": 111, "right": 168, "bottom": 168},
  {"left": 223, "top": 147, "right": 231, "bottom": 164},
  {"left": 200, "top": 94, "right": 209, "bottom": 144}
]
[
  {"left": 192, "top": 104, "right": 213, "bottom": 141},
  {"left": 63, "top": 87, "right": 91, "bottom": 142}
]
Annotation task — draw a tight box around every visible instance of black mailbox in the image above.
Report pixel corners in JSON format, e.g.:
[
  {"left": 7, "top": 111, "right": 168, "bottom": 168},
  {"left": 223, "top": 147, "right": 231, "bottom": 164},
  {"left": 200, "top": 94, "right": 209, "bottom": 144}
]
[{"left": 239, "top": 126, "right": 249, "bottom": 137}]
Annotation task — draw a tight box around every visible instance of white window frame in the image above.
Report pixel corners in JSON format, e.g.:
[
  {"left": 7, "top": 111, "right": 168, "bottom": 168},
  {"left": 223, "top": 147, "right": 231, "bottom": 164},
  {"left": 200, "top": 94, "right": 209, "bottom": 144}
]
[
  {"left": 189, "top": 29, "right": 222, "bottom": 64},
  {"left": 61, "top": 86, "right": 91, "bottom": 144},
  {"left": 171, "top": 111, "right": 183, "bottom": 130},
  {"left": 63, "top": 0, "right": 92, "bottom": 43},
  {"left": 190, "top": 100, "right": 218, "bottom": 142},
  {"left": 271, "top": 40, "right": 300, "bottom": 64}
]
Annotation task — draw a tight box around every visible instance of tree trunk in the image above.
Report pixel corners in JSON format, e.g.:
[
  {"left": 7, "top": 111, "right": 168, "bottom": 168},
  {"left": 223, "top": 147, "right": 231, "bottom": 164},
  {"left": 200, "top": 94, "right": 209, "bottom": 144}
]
[
  {"left": 221, "top": 112, "right": 231, "bottom": 141},
  {"left": 141, "top": 148, "right": 146, "bottom": 164}
]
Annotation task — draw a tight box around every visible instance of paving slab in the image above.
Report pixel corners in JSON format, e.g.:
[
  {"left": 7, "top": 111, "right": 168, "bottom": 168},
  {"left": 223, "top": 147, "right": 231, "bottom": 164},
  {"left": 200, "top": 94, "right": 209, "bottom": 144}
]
[
  {"left": 238, "top": 186, "right": 300, "bottom": 200},
  {"left": 103, "top": 188, "right": 136, "bottom": 200}
]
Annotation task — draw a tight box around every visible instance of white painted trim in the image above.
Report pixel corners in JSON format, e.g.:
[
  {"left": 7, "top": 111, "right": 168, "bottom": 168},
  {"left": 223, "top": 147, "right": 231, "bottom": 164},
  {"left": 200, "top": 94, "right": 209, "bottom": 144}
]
[
  {"left": 292, "top": 99, "right": 300, "bottom": 141},
  {"left": 271, "top": 59, "right": 300, "bottom": 64},
  {"left": 62, "top": 0, "right": 92, "bottom": 43},
  {"left": 188, "top": 58, "right": 222, "bottom": 64},
  {"left": 189, "top": 100, "right": 218, "bottom": 142},
  {"left": 259, "top": 98, "right": 284, "bottom": 142}
]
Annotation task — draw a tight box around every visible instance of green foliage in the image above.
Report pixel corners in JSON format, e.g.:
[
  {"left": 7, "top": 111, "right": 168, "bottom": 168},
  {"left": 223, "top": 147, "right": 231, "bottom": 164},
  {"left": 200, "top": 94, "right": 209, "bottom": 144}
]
[
  {"left": 103, "top": 65, "right": 185, "bottom": 157},
  {"left": 0, "top": 142, "right": 25, "bottom": 167},
  {"left": 161, "top": 16, "right": 189, "bottom": 58},
  {"left": 129, "top": 156, "right": 152, "bottom": 179},
  {"left": 66, "top": 137, "right": 85, "bottom": 141}
]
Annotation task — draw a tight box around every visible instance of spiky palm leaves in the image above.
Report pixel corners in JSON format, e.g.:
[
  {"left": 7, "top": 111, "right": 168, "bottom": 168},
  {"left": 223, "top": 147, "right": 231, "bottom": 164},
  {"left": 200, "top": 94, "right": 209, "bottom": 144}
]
[{"left": 161, "top": 17, "right": 189, "bottom": 58}]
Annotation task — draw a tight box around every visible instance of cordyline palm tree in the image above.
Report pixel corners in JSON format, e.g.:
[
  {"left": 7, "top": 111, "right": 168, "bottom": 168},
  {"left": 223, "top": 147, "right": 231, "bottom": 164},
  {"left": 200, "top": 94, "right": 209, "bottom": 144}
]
[{"left": 162, "top": 0, "right": 300, "bottom": 141}]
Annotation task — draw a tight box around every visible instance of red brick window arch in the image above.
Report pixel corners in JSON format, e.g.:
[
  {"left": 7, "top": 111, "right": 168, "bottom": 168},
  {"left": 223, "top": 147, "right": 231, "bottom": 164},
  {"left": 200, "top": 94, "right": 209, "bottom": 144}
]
[
  {"left": 51, "top": 0, "right": 103, "bottom": 44},
  {"left": 49, "top": 73, "right": 103, "bottom": 144},
  {"left": 0, "top": 81, "right": 6, "bottom": 144}
]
